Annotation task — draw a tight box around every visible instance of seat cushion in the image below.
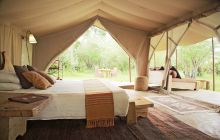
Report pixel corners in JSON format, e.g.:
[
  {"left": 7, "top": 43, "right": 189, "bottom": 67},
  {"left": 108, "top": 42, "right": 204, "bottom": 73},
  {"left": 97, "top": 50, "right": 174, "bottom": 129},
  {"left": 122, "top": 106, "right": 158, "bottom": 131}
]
[{"left": 172, "top": 78, "right": 196, "bottom": 83}]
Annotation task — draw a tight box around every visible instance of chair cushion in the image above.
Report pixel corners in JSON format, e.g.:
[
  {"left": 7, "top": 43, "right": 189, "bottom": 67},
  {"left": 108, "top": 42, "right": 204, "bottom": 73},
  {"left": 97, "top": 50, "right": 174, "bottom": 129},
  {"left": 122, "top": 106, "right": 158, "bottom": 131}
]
[{"left": 172, "top": 78, "right": 196, "bottom": 83}]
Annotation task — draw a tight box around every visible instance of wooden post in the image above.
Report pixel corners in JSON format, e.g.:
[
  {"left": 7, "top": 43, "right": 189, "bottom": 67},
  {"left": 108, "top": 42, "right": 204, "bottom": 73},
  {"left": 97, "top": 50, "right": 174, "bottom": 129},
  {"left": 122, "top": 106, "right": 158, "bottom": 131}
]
[
  {"left": 162, "top": 22, "right": 191, "bottom": 89},
  {"left": 176, "top": 49, "right": 178, "bottom": 69},
  {"left": 57, "top": 58, "right": 60, "bottom": 80},
  {"left": 154, "top": 53, "right": 156, "bottom": 68},
  {"left": 165, "top": 31, "right": 169, "bottom": 64},
  {"left": 212, "top": 37, "right": 215, "bottom": 91},
  {"left": 165, "top": 31, "right": 169, "bottom": 89},
  {"left": 128, "top": 57, "right": 131, "bottom": 82}
]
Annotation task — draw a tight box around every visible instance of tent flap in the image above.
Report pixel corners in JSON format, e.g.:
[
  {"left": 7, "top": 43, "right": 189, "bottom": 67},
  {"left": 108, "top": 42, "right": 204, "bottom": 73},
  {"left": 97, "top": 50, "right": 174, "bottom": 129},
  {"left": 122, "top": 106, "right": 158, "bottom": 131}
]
[
  {"left": 32, "top": 17, "right": 96, "bottom": 71},
  {"left": 0, "top": 24, "right": 22, "bottom": 65}
]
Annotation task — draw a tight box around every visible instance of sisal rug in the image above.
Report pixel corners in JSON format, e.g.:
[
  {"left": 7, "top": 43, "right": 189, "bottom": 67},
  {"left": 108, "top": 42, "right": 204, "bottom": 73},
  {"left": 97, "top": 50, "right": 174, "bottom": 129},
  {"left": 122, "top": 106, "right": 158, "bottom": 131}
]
[
  {"left": 147, "top": 96, "right": 211, "bottom": 114},
  {"left": 19, "top": 108, "right": 216, "bottom": 140}
]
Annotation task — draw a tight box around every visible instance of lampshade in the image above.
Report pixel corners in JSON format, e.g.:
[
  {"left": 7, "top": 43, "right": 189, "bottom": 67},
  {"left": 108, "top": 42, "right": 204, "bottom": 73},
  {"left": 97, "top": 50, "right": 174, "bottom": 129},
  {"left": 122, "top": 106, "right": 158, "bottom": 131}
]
[{"left": 29, "top": 33, "right": 37, "bottom": 44}]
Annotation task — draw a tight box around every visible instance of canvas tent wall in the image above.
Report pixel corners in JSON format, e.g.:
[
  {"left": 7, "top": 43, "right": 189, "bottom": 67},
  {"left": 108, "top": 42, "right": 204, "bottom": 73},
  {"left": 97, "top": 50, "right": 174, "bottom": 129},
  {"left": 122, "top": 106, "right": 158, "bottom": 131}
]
[{"left": 0, "top": 0, "right": 220, "bottom": 78}]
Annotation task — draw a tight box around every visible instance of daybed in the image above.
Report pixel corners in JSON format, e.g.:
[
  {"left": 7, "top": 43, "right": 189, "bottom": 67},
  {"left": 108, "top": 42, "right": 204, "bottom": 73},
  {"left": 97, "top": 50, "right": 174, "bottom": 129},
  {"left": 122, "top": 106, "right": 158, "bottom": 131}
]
[{"left": 149, "top": 70, "right": 198, "bottom": 92}]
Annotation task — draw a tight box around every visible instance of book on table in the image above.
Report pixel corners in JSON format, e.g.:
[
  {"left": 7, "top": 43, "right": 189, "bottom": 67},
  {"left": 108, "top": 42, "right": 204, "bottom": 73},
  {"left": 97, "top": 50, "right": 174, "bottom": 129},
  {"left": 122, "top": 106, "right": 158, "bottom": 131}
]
[{"left": 8, "top": 94, "right": 48, "bottom": 104}]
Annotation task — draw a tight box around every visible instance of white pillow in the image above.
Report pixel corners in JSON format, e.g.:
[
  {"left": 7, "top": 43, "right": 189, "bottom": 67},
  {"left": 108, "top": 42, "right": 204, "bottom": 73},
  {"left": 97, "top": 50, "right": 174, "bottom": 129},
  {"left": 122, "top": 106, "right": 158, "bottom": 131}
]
[
  {"left": 0, "top": 72, "right": 20, "bottom": 84},
  {"left": 0, "top": 83, "right": 21, "bottom": 91}
]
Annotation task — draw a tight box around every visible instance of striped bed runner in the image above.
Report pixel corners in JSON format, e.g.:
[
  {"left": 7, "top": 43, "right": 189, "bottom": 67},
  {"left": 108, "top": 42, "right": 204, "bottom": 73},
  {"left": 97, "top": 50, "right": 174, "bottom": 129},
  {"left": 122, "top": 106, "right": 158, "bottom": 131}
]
[{"left": 84, "top": 79, "right": 114, "bottom": 128}]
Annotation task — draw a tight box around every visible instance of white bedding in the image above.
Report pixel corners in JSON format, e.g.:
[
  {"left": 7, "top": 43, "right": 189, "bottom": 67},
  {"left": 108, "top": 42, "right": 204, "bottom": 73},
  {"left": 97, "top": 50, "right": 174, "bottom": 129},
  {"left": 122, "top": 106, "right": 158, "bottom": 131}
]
[{"left": 0, "top": 80, "right": 129, "bottom": 120}]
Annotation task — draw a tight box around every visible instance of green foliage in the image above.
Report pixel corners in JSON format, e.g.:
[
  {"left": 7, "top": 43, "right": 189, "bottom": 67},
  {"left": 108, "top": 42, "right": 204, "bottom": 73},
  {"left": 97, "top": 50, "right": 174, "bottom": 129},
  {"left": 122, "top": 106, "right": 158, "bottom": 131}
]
[
  {"left": 178, "top": 40, "right": 212, "bottom": 78},
  {"left": 57, "top": 26, "right": 135, "bottom": 74}
]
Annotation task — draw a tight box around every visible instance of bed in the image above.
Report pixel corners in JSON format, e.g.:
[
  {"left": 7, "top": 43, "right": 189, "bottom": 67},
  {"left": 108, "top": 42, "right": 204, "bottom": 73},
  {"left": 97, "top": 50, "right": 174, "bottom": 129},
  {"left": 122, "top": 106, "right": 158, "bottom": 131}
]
[{"left": 0, "top": 79, "right": 129, "bottom": 120}]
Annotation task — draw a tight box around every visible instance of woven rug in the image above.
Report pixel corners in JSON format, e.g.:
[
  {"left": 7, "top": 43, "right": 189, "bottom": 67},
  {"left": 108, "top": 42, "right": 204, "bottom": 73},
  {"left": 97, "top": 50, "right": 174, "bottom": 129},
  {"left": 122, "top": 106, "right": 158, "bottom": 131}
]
[
  {"left": 147, "top": 96, "right": 211, "bottom": 114},
  {"left": 20, "top": 108, "right": 216, "bottom": 140}
]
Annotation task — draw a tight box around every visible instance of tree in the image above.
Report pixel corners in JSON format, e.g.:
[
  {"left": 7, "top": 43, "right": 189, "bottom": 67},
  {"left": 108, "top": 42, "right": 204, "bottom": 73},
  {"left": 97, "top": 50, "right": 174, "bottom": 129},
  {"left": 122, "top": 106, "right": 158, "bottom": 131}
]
[{"left": 178, "top": 40, "right": 212, "bottom": 78}]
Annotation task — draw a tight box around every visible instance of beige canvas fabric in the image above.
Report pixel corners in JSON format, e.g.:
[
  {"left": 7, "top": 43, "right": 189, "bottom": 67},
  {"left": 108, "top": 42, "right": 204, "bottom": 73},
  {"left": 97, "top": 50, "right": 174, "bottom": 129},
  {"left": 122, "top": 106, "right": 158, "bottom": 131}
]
[
  {"left": 1, "top": 0, "right": 220, "bottom": 77},
  {"left": 0, "top": 24, "right": 22, "bottom": 65},
  {"left": 33, "top": 17, "right": 96, "bottom": 70},
  {"left": 150, "top": 12, "right": 220, "bottom": 51},
  {"left": 0, "top": 0, "right": 219, "bottom": 37},
  {"left": 33, "top": 17, "right": 150, "bottom": 76},
  {"left": 98, "top": 17, "right": 150, "bottom": 76}
]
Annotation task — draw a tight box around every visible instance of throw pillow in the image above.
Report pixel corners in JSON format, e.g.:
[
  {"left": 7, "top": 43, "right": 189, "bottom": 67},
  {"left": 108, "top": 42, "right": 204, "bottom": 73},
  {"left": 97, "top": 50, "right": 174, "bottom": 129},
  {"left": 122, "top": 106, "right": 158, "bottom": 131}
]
[
  {"left": 27, "top": 65, "right": 37, "bottom": 71},
  {"left": 37, "top": 71, "right": 56, "bottom": 85},
  {"left": 27, "top": 65, "right": 56, "bottom": 85},
  {"left": 170, "top": 66, "right": 181, "bottom": 79},
  {"left": 22, "top": 71, "right": 51, "bottom": 90},
  {"left": 0, "top": 72, "right": 20, "bottom": 84},
  {"left": 0, "top": 83, "right": 21, "bottom": 91},
  {"left": 13, "top": 65, "right": 33, "bottom": 89}
]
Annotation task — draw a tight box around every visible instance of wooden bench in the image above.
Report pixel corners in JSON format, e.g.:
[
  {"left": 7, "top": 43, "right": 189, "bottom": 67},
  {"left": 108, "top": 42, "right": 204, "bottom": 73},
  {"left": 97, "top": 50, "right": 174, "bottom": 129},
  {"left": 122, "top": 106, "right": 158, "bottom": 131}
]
[
  {"left": 135, "top": 98, "right": 154, "bottom": 117},
  {"left": 127, "top": 98, "right": 154, "bottom": 124},
  {"left": 0, "top": 93, "right": 50, "bottom": 140}
]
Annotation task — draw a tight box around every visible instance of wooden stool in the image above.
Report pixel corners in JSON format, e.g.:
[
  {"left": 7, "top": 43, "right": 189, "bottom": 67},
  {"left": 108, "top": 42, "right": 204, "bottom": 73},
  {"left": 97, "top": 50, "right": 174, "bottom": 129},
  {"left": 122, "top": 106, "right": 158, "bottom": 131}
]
[
  {"left": 134, "top": 76, "right": 148, "bottom": 91},
  {"left": 135, "top": 98, "right": 154, "bottom": 118},
  {"left": 197, "top": 80, "right": 210, "bottom": 90}
]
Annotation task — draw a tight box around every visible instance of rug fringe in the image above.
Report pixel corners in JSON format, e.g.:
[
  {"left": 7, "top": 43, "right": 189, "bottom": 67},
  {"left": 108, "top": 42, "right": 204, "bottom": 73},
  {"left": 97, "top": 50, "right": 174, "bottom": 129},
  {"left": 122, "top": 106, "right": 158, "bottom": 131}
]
[{"left": 86, "top": 119, "right": 114, "bottom": 128}]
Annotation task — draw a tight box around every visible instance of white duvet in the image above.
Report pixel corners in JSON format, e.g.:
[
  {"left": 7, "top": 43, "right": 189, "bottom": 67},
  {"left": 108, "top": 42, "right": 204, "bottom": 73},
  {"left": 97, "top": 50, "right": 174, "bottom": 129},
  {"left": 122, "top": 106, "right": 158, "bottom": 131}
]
[{"left": 1, "top": 80, "right": 129, "bottom": 120}]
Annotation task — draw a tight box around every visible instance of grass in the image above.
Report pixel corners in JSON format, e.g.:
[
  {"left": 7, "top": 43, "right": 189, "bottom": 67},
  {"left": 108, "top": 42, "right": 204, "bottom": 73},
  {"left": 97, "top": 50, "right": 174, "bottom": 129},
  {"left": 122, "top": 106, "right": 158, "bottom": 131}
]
[
  {"left": 50, "top": 70, "right": 220, "bottom": 92},
  {"left": 51, "top": 69, "right": 137, "bottom": 82},
  {"left": 197, "top": 73, "right": 220, "bottom": 92}
]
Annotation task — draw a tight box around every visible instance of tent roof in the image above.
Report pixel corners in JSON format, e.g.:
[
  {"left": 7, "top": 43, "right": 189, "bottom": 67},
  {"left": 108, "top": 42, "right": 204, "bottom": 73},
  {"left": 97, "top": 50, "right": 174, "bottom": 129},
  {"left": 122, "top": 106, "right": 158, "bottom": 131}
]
[{"left": 0, "top": 0, "right": 220, "bottom": 47}]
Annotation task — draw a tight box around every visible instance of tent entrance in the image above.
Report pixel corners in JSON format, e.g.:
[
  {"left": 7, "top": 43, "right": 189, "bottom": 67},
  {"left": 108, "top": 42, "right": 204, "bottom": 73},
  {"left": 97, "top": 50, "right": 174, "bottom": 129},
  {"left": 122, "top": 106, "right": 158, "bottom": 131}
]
[{"left": 47, "top": 26, "right": 136, "bottom": 82}]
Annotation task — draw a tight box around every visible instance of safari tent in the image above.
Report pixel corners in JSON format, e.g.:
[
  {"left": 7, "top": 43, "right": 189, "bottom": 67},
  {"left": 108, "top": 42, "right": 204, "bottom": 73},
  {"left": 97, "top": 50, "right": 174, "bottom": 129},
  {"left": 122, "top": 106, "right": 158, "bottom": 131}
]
[{"left": 0, "top": 0, "right": 220, "bottom": 140}]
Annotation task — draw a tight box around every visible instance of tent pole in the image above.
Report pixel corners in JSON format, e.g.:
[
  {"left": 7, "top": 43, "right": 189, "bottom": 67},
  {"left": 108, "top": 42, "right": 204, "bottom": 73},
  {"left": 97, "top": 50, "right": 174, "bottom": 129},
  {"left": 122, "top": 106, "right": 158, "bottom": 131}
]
[
  {"left": 154, "top": 53, "right": 156, "bottom": 68},
  {"left": 148, "top": 32, "right": 165, "bottom": 63},
  {"left": 212, "top": 37, "right": 215, "bottom": 91},
  {"left": 164, "top": 31, "right": 169, "bottom": 89},
  {"left": 162, "top": 22, "right": 191, "bottom": 89},
  {"left": 166, "top": 31, "right": 169, "bottom": 64},
  {"left": 128, "top": 56, "right": 131, "bottom": 82},
  {"left": 176, "top": 49, "right": 178, "bottom": 69}
]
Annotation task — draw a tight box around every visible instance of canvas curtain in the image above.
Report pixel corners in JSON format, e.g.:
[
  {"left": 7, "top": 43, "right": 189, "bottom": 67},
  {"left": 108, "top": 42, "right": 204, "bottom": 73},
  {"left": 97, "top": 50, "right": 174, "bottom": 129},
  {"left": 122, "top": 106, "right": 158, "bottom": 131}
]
[
  {"left": 33, "top": 17, "right": 150, "bottom": 77},
  {"left": 0, "top": 24, "right": 22, "bottom": 65},
  {"left": 32, "top": 17, "right": 97, "bottom": 70},
  {"left": 98, "top": 17, "right": 150, "bottom": 76}
]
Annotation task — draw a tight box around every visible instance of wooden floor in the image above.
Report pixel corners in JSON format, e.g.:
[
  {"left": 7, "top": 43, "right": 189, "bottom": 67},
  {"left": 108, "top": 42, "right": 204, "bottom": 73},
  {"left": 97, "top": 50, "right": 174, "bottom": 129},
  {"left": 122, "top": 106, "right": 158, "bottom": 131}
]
[
  {"left": 172, "top": 89, "right": 220, "bottom": 107},
  {"left": 125, "top": 89, "right": 220, "bottom": 139},
  {"left": 19, "top": 108, "right": 215, "bottom": 140}
]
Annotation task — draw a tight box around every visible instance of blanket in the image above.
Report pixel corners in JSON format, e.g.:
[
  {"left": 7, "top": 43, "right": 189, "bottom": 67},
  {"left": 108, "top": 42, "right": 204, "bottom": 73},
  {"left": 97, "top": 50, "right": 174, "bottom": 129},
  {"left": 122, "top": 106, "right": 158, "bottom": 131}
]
[{"left": 84, "top": 79, "right": 114, "bottom": 128}]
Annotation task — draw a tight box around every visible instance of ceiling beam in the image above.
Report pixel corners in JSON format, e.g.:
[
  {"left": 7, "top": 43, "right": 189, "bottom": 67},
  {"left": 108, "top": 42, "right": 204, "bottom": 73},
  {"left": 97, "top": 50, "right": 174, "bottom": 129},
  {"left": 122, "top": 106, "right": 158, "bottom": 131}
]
[{"left": 150, "top": 1, "right": 220, "bottom": 37}]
